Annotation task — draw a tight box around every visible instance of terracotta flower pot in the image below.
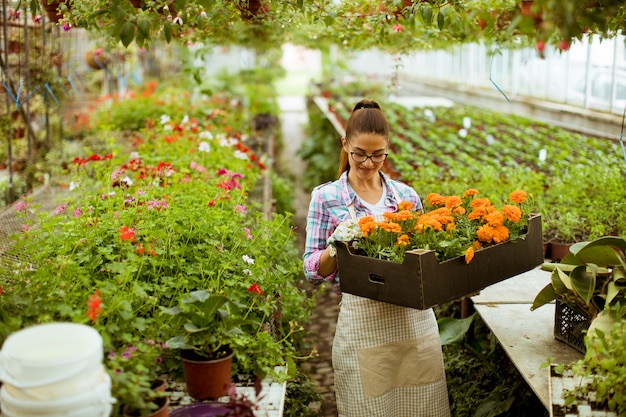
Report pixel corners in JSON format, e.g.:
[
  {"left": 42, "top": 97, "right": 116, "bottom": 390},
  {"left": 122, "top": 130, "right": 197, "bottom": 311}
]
[
  {"left": 40, "top": 0, "right": 68, "bottom": 23},
  {"left": 180, "top": 347, "right": 234, "bottom": 400}
]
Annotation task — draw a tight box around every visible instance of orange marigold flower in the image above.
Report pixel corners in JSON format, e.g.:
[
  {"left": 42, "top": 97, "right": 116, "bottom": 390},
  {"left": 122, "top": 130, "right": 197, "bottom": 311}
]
[
  {"left": 473, "top": 240, "right": 482, "bottom": 250},
  {"left": 463, "top": 188, "right": 479, "bottom": 197},
  {"left": 484, "top": 211, "right": 504, "bottom": 227},
  {"left": 502, "top": 204, "right": 522, "bottom": 223},
  {"left": 379, "top": 222, "right": 402, "bottom": 233},
  {"left": 492, "top": 225, "right": 509, "bottom": 243},
  {"left": 470, "top": 198, "right": 491, "bottom": 208},
  {"left": 419, "top": 217, "right": 444, "bottom": 232},
  {"left": 477, "top": 224, "right": 494, "bottom": 243},
  {"left": 444, "top": 195, "right": 463, "bottom": 208},
  {"left": 395, "top": 210, "right": 414, "bottom": 221},
  {"left": 467, "top": 207, "right": 487, "bottom": 220},
  {"left": 453, "top": 206, "right": 466, "bottom": 215},
  {"left": 510, "top": 189, "right": 527, "bottom": 204},
  {"left": 358, "top": 216, "right": 377, "bottom": 236},
  {"left": 464, "top": 247, "right": 475, "bottom": 264},
  {"left": 396, "top": 234, "right": 410, "bottom": 246},
  {"left": 446, "top": 223, "right": 456, "bottom": 232},
  {"left": 426, "top": 193, "right": 445, "bottom": 206},
  {"left": 383, "top": 211, "right": 398, "bottom": 221},
  {"left": 398, "top": 201, "right": 414, "bottom": 211}
]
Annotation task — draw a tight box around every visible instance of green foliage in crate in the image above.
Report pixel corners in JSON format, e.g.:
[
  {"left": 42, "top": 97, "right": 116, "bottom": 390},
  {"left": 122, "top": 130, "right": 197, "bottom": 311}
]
[{"left": 533, "top": 236, "right": 626, "bottom": 322}]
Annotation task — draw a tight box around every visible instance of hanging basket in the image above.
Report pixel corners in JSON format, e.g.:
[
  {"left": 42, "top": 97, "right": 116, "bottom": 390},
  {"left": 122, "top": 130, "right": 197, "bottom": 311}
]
[
  {"left": 238, "top": 0, "right": 270, "bottom": 20},
  {"left": 40, "top": 0, "right": 68, "bottom": 23}
]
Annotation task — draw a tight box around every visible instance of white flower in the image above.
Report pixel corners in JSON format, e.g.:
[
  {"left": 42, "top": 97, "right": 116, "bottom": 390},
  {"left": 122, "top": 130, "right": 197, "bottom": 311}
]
[
  {"left": 122, "top": 176, "right": 133, "bottom": 186},
  {"left": 242, "top": 255, "right": 255, "bottom": 265},
  {"left": 130, "top": 152, "right": 140, "bottom": 160},
  {"left": 69, "top": 181, "right": 79, "bottom": 191},
  {"left": 243, "top": 269, "right": 252, "bottom": 276},
  {"left": 199, "top": 131, "right": 213, "bottom": 140},
  {"left": 234, "top": 150, "right": 248, "bottom": 160},
  {"left": 173, "top": 15, "right": 183, "bottom": 25},
  {"left": 163, "top": 125, "right": 173, "bottom": 131},
  {"left": 198, "top": 141, "right": 211, "bottom": 152},
  {"left": 160, "top": 115, "right": 171, "bottom": 124},
  {"left": 328, "top": 220, "right": 363, "bottom": 244},
  {"left": 181, "top": 115, "right": 189, "bottom": 124}
]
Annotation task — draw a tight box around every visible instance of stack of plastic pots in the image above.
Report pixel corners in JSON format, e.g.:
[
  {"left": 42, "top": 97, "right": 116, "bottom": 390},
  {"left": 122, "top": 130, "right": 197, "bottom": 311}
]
[{"left": 0, "top": 322, "right": 115, "bottom": 417}]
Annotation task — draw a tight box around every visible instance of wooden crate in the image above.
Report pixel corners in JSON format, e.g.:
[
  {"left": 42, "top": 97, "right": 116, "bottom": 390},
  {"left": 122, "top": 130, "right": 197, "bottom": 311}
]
[{"left": 336, "top": 214, "right": 544, "bottom": 309}]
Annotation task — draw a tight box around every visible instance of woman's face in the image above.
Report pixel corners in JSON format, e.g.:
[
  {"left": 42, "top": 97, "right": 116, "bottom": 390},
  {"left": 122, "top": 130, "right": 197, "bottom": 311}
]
[{"left": 342, "top": 133, "right": 388, "bottom": 181}]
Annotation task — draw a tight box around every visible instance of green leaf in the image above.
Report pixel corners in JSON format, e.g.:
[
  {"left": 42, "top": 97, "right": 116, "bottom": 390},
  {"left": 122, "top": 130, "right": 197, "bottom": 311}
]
[
  {"left": 438, "top": 313, "right": 475, "bottom": 345},
  {"left": 531, "top": 283, "right": 558, "bottom": 310},
  {"left": 552, "top": 268, "right": 571, "bottom": 295},
  {"left": 165, "top": 335, "right": 193, "bottom": 350},
  {"left": 437, "top": 12, "right": 445, "bottom": 30},
  {"left": 137, "top": 17, "right": 150, "bottom": 37},
  {"left": 164, "top": 22, "right": 172, "bottom": 43},
  {"left": 420, "top": 6, "right": 432, "bottom": 25},
  {"left": 569, "top": 264, "right": 596, "bottom": 305},
  {"left": 120, "top": 21, "right": 135, "bottom": 48}
]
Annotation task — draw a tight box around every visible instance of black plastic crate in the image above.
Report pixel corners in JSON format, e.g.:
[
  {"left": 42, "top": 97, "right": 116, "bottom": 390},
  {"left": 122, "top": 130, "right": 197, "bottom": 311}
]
[{"left": 554, "top": 298, "right": 591, "bottom": 354}]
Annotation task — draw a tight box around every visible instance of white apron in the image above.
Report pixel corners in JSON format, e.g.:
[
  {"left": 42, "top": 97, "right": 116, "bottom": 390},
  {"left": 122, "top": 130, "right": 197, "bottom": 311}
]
[{"left": 332, "top": 196, "right": 451, "bottom": 417}]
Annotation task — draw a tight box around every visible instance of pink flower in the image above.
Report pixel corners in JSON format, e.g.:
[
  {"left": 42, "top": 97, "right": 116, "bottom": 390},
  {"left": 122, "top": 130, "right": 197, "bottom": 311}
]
[
  {"left": 244, "top": 227, "right": 253, "bottom": 240},
  {"left": 392, "top": 24, "right": 403, "bottom": 33},
  {"left": 235, "top": 204, "right": 247, "bottom": 214},
  {"left": 55, "top": 204, "right": 66, "bottom": 215},
  {"left": 15, "top": 201, "right": 29, "bottom": 212},
  {"left": 74, "top": 208, "right": 82, "bottom": 218}
]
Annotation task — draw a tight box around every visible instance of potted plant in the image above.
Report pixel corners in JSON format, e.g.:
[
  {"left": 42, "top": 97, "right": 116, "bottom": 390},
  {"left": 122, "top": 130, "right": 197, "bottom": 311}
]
[
  {"left": 105, "top": 340, "right": 170, "bottom": 417},
  {"left": 532, "top": 236, "right": 626, "bottom": 351},
  {"left": 550, "top": 302, "right": 626, "bottom": 416},
  {"left": 160, "top": 289, "right": 250, "bottom": 400}
]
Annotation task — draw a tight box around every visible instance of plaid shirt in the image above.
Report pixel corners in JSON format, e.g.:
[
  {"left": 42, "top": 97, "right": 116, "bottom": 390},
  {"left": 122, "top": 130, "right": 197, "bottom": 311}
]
[{"left": 303, "top": 171, "right": 422, "bottom": 285}]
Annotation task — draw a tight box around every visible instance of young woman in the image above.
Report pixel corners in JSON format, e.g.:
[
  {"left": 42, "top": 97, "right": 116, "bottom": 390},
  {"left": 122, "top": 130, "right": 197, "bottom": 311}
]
[{"left": 303, "top": 99, "right": 450, "bottom": 416}]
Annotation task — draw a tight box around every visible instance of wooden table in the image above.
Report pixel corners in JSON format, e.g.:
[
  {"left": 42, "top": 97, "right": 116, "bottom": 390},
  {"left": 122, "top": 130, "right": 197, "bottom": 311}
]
[{"left": 470, "top": 267, "right": 583, "bottom": 410}]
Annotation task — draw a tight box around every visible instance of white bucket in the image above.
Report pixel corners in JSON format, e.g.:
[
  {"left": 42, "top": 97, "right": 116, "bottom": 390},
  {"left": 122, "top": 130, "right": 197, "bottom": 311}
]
[
  {"left": 0, "top": 323, "right": 103, "bottom": 389},
  {"left": 0, "top": 372, "right": 114, "bottom": 417},
  {"left": 3, "top": 364, "right": 107, "bottom": 401}
]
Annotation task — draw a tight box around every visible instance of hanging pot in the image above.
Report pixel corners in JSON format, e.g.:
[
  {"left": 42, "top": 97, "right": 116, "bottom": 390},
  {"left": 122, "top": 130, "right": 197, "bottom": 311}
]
[
  {"left": 238, "top": 0, "right": 270, "bottom": 20},
  {"left": 180, "top": 347, "right": 233, "bottom": 400},
  {"left": 40, "top": 0, "right": 68, "bottom": 23}
]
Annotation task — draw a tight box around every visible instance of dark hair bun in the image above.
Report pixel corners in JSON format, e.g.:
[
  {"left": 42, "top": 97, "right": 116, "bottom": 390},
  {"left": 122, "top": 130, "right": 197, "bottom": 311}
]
[{"left": 353, "top": 100, "right": 380, "bottom": 111}]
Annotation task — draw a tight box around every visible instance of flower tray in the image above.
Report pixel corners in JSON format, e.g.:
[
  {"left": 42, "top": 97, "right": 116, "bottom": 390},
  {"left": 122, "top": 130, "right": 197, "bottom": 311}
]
[
  {"left": 336, "top": 214, "right": 543, "bottom": 309},
  {"left": 554, "top": 298, "right": 590, "bottom": 354}
]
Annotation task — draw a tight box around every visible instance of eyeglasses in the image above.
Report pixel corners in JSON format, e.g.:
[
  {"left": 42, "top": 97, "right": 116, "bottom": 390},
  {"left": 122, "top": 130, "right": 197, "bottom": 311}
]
[{"left": 349, "top": 151, "right": 388, "bottom": 163}]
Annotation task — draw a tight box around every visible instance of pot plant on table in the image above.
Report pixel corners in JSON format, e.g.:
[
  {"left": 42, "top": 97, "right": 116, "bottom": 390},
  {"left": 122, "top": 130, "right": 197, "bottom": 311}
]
[
  {"left": 106, "top": 339, "right": 170, "bottom": 417},
  {"left": 160, "top": 289, "right": 251, "bottom": 401},
  {"left": 549, "top": 302, "right": 626, "bottom": 416},
  {"left": 532, "top": 236, "right": 626, "bottom": 352}
]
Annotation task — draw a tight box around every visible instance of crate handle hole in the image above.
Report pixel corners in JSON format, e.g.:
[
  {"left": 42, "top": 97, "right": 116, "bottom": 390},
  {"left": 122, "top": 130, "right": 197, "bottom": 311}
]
[{"left": 369, "top": 274, "right": 385, "bottom": 284}]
